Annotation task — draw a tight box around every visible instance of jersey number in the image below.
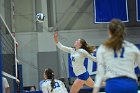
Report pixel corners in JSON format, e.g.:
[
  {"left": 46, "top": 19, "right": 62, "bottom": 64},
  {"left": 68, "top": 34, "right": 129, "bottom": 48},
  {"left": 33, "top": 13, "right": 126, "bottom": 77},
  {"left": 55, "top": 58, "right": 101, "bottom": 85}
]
[
  {"left": 53, "top": 82, "right": 60, "bottom": 88},
  {"left": 114, "top": 48, "right": 125, "bottom": 58},
  {"left": 71, "top": 56, "right": 75, "bottom": 62}
]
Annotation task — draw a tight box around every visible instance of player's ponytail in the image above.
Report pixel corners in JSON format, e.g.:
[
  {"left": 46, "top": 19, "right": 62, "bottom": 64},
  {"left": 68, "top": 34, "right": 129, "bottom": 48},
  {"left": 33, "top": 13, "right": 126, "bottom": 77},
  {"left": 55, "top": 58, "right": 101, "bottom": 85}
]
[
  {"left": 51, "top": 73, "right": 55, "bottom": 92},
  {"left": 44, "top": 68, "right": 55, "bottom": 92},
  {"left": 80, "top": 38, "right": 95, "bottom": 54},
  {"left": 104, "top": 19, "right": 125, "bottom": 51}
]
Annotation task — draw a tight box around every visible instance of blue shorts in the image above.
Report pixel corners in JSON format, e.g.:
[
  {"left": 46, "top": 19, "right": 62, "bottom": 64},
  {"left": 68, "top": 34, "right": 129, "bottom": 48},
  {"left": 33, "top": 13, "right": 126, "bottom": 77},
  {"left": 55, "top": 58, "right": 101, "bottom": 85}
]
[
  {"left": 106, "top": 77, "right": 138, "bottom": 93},
  {"left": 77, "top": 71, "right": 89, "bottom": 80}
]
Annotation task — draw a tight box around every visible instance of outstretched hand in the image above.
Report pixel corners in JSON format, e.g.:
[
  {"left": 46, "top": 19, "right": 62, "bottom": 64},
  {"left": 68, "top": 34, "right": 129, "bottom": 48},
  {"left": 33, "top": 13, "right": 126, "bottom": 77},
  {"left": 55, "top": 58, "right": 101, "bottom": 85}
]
[{"left": 54, "top": 31, "right": 58, "bottom": 43}]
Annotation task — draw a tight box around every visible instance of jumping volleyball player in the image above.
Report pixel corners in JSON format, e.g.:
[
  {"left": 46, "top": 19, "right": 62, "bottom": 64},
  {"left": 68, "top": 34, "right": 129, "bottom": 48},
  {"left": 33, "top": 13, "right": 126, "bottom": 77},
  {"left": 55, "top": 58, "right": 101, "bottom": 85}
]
[
  {"left": 93, "top": 19, "right": 140, "bottom": 93},
  {"left": 42, "top": 68, "right": 68, "bottom": 93},
  {"left": 54, "top": 32, "right": 96, "bottom": 93}
]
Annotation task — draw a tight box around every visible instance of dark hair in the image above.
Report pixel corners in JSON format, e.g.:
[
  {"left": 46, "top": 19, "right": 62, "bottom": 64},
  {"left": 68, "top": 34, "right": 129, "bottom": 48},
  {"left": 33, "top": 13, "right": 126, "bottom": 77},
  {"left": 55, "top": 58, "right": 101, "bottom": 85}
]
[
  {"left": 30, "top": 86, "right": 36, "bottom": 91},
  {"left": 44, "top": 68, "right": 55, "bottom": 92},
  {"left": 80, "top": 38, "right": 95, "bottom": 54},
  {"left": 104, "top": 19, "right": 125, "bottom": 51}
]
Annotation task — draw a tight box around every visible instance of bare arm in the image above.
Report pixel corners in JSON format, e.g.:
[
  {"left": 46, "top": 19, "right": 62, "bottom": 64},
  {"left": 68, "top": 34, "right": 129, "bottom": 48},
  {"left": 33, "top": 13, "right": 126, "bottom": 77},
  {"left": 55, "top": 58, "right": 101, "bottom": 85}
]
[{"left": 54, "top": 32, "right": 73, "bottom": 53}]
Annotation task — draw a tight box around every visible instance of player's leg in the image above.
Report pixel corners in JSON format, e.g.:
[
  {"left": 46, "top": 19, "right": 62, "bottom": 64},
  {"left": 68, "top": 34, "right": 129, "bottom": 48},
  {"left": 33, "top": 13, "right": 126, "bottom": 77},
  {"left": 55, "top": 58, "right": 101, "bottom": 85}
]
[
  {"left": 70, "top": 79, "right": 84, "bottom": 93},
  {"left": 85, "top": 76, "right": 94, "bottom": 88}
]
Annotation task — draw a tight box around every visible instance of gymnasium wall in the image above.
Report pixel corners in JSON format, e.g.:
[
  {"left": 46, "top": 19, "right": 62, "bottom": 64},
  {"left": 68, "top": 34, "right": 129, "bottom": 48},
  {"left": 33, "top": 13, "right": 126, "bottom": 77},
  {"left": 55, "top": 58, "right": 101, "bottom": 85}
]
[
  {"left": 0, "top": 0, "right": 5, "bottom": 20},
  {"left": 15, "top": 32, "right": 39, "bottom": 89},
  {"left": 1, "top": 0, "right": 140, "bottom": 90}
]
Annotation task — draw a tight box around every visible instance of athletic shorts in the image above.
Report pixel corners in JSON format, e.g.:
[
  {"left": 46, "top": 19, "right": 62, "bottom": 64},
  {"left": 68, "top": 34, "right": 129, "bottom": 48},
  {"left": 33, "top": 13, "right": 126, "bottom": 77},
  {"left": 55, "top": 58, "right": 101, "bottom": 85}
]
[{"left": 77, "top": 71, "right": 89, "bottom": 80}]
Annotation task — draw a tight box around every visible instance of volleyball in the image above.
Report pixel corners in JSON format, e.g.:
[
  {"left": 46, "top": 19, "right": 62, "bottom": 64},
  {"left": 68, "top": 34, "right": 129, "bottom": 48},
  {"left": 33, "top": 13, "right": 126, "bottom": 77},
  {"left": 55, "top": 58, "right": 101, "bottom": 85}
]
[{"left": 36, "top": 13, "right": 45, "bottom": 22}]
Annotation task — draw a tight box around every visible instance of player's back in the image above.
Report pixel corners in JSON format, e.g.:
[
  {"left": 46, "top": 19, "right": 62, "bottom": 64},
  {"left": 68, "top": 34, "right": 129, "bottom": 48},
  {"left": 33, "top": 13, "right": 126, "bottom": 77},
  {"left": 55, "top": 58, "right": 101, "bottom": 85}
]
[{"left": 42, "top": 79, "right": 68, "bottom": 93}]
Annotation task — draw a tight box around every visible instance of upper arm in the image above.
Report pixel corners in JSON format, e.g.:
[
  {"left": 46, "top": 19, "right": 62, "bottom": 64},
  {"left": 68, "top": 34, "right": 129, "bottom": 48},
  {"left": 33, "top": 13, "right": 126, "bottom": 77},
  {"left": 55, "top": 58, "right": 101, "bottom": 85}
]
[
  {"left": 56, "top": 42, "right": 73, "bottom": 53},
  {"left": 135, "top": 47, "right": 140, "bottom": 68},
  {"left": 42, "top": 84, "right": 49, "bottom": 93},
  {"left": 60, "top": 82, "right": 68, "bottom": 92},
  {"left": 94, "top": 46, "right": 105, "bottom": 87},
  {"left": 81, "top": 49, "right": 96, "bottom": 62}
]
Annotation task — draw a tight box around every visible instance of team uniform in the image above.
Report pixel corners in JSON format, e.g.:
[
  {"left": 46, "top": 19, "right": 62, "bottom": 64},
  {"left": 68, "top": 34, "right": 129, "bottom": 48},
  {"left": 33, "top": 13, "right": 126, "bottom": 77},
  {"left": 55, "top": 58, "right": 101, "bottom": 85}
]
[
  {"left": 42, "top": 79, "right": 68, "bottom": 93},
  {"left": 39, "top": 80, "right": 45, "bottom": 90},
  {"left": 57, "top": 42, "right": 96, "bottom": 80},
  {"left": 2, "top": 77, "right": 9, "bottom": 93},
  {"left": 95, "top": 40, "right": 140, "bottom": 93}
]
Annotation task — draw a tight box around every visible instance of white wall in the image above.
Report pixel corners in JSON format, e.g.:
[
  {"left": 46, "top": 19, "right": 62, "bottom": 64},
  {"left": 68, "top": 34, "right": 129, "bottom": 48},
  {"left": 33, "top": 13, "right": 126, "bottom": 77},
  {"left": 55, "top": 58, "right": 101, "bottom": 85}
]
[
  {"left": 38, "top": 32, "right": 56, "bottom": 52},
  {"left": 0, "top": 0, "right": 5, "bottom": 20},
  {"left": 14, "top": 0, "right": 35, "bottom": 32},
  {"left": 55, "top": 0, "right": 107, "bottom": 30},
  {"left": 16, "top": 32, "right": 39, "bottom": 88}
]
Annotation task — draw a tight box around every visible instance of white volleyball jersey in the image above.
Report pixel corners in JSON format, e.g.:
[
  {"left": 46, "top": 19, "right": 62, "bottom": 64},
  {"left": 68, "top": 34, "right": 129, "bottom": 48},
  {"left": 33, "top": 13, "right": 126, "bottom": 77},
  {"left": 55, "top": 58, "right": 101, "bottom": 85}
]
[
  {"left": 42, "top": 79, "right": 68, "bottom": 93},
  {"left": 95, "top": 40, "right": 140, "bottom": 87},
  {"left": 57, "top": 42, "right": 96, "bottom": 76}
]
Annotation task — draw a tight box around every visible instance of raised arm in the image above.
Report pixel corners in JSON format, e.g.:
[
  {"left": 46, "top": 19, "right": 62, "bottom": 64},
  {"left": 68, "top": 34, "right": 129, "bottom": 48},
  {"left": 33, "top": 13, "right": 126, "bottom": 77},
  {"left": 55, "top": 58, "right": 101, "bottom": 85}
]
[{"left": 54, "top": 32, "right": 73, "bottom": 53}]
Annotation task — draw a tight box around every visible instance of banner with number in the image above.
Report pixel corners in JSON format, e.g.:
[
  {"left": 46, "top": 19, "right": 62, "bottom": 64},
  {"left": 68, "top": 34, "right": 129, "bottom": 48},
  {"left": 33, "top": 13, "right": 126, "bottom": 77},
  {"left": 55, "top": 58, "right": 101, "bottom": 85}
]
[{"left": 94, "top": 0, "right": 128, "bottom": 23}]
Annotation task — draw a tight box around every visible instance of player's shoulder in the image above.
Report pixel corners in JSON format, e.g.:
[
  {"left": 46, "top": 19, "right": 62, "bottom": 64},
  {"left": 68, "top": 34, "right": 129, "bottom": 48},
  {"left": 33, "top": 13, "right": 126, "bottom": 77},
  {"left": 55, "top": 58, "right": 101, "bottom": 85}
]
[
  {"left": 42, "top": 80, "right": 51, "bottom": 86},
  {"left": 123, "top": 40, "right": 135, "bottom": 47},
  {"left": 78, "top": 48, "right": 87, "bottom": 53},
  {"left": 97, "top": 44, "right": 106, "bottom": 52},
  {"left": 55, "top": 79, "right": 63, "bottom": 83},
  {"left": 123, "top": 40, "right": 138, "bottom": 50}
]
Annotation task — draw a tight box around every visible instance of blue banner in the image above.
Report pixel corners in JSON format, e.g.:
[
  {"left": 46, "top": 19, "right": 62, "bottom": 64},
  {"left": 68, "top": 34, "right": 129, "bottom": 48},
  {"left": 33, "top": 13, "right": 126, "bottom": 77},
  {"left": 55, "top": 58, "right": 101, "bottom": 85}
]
[
  {"left": 136, "top": 0, "right": 140, "bottom": 21},
  {"left": 94, "top": 0, "right": 128, "bottom": 23}
]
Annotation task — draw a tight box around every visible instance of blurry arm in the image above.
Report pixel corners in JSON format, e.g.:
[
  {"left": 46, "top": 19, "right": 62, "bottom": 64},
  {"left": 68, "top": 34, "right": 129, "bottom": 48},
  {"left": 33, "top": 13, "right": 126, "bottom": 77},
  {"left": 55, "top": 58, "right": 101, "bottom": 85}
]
[
  {"left": 81, "top": 50, "right": 96, "bottom": 62},
  {"left": 135, "top": 46, "right": 140, "bottom": 69},
  {"left": 42, "top": 86, "right": 49, "bottom": 93},
  {"left": 93, "top": 46, "right": 105, "bottom": 93},
  {"left": 61, "top": 81, "right": 68, "bottom": 93}
]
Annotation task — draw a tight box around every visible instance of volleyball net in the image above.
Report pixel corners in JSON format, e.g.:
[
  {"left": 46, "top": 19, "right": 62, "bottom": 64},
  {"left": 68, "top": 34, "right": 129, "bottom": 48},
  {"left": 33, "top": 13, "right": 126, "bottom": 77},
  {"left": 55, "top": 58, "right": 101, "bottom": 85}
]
[{"left": 0, "top": 15, "right": 20, "bottom": 93}]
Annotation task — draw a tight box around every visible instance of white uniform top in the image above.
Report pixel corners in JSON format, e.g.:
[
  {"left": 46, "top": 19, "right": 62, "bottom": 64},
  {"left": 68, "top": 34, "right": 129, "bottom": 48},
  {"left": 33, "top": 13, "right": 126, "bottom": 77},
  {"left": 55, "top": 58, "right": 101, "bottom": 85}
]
[
  {"left": 2, "top": 77, "right": 9, "bottom": 93},
  {"left": 42, "top": 79, "right": 68, "bottom": 93},
  {"left": 95, "top": 40, "right": 140, "bottom": 87},
  {"left": 57, "top": 42, "right": 96, "bottom": 76}
]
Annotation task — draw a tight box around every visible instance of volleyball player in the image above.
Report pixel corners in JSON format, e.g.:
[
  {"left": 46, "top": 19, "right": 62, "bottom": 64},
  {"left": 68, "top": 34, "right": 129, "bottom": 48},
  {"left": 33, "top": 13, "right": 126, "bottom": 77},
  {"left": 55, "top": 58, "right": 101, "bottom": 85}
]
[
  {"left": 42, "top": 68, "right": 68, "bottom": 93},
  {"left": 93, "top": 19, "right": 140, "bottom": 93},
  {"left": 54, "top": 32, "right": 96, "bottom": 93}
]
